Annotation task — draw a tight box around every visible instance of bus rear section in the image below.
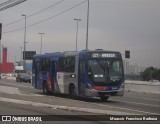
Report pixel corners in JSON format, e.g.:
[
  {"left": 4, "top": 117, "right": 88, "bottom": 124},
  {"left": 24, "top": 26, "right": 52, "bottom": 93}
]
[{"left": 32, "top": 53, "right": 63, "bottom": 95}]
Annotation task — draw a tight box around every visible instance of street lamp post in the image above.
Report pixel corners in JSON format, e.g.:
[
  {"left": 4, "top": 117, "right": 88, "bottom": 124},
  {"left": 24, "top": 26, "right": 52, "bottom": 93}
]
[
  {"left": 19, "top": 47, "right": 23, "bottom": 61},
  {"left": 22, "top": 14, "right": 27, "bottom": 70},
  {"left": 39, "top": 33, "right": 44, "bottom": 54},
  {"left": 74, "top": 19, "right": 81, "bottom": 51},
  {"left": 86, "top": 0, "right": 89, "bottom": 50}
]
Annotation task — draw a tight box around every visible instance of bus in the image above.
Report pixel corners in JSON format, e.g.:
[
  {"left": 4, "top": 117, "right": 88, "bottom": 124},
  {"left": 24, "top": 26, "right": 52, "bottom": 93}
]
[{"left": 32, "top": 49, "right": 125, "bottom": 101}]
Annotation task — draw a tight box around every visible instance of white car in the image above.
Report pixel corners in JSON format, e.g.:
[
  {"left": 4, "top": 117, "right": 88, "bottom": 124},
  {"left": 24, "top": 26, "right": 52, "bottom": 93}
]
[{"left": 149, "top": 80, "right": 160, "bottom": 86}]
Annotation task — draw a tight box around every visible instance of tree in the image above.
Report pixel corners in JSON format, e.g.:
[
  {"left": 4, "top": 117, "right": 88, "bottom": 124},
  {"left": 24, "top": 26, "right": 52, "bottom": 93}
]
[{"left": 142, "top": 67, "right": 160, "bottom": 81}]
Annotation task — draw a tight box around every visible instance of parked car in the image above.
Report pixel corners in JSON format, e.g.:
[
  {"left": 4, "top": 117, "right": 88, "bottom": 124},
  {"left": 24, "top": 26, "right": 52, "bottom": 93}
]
[
  {"left": 16, "top": 73, "right": 31, "bottom": 83},
  {"left": 148, "top": 80, "right": 160, "bottom": 86}
]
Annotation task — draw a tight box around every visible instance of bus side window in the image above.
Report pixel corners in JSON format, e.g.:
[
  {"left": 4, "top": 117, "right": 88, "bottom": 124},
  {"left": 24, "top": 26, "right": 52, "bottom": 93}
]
[
  {"left": 46, "top": 58, "right": 50, "bottom": 71},
  {"left": 40, "top": 58, "right": 50, "bottom": 71},
  {"left": 59, "top": 57, "right": 65, "bottom": 72},
  {"left": 65, "top": 56, "right": 75, "bottom": 73}
]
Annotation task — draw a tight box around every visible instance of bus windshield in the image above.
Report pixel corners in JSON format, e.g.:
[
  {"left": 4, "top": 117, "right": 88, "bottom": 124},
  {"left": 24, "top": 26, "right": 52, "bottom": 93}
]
[{"left": 87, "top": 59, "right": 123, "bottom": 84}]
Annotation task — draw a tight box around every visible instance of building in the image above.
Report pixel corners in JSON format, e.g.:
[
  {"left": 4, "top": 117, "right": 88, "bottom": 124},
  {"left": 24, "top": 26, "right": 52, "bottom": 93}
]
[
  {"left": 0, "top": 47, "right": 14, "bottom": 73},
  {"left": 123, "top": 60, "right": 146, "bottom": 80}
]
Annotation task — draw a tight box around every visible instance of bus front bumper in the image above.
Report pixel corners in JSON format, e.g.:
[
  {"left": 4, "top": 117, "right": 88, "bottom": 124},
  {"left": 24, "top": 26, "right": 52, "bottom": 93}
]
[{"left": 85, "top": 84, "right": 124, "bottom": 97}]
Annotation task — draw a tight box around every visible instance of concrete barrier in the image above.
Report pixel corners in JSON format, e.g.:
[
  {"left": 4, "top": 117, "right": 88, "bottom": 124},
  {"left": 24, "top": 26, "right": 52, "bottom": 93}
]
[
  {"left": 125, "top": 80, "right": 160, "bottom": 94},
  {"left": 125, "top": 80, "right": 160, "bottom": 85},
  {"left": 1, "top": 76, "right": 16, "bottom": 80}
]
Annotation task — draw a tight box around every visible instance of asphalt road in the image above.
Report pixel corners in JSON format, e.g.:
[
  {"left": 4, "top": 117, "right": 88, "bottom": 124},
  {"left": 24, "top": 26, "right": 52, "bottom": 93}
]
[
  {"left": 0, "top": 79, "right": 160, "bottom": 123},
  {"left": 0, "top": 79, "right": 160, "bottom": 114}
]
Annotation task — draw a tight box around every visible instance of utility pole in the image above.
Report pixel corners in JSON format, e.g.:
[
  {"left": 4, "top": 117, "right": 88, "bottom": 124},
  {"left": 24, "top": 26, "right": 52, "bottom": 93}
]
[
  {"left": 86, "top": 0, "right": 89, "bottom": 50},
  {"left": 22, "top": 14, "right": 27, "bottom": 70},
  {"left": 74, "top": 19, "right": 81, "bottom": 51},
  {"left": 19, "top": 47, "right": 23, "bottom": 61},
  {"left": 39, "top": 33, "right": 44, "bottom": 54}
]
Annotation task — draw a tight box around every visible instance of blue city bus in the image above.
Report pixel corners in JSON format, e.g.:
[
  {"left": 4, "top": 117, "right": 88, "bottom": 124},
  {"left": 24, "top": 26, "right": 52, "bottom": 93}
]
[{"left": 32, "top": 49, "right": 125, "bottom": 101}]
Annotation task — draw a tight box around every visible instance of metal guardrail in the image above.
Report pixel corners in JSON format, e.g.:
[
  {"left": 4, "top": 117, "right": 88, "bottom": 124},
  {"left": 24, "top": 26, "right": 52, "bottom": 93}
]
[{"left": 125, "top": 80, "right": 160, "bottom": 86}]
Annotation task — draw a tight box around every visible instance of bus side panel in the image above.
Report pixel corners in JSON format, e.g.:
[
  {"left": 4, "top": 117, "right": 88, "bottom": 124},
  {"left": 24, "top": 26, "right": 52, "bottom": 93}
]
[
  {"left": 63, "top": 56, "right": 79, "bottom": 95},
  {"left": 32, "top": 73, "right": 36, "bottom": 88},
  {"left": 32, "top": 59, "right": 40, "bottom": 89},
  {"left": 57, "top": 72, "right": 64, "bottom": 93},
  {"left": 56, "top": 55, "right": 79, "bottom": 95},
  {"left": 78, "top": 54, "right": 87, "bottom": 96},
  {"left": 39, "top": 71, "right": 48, "bottom": 90},
  {"left": 50, "top": 61, "right": 61, "bottom": 93}
]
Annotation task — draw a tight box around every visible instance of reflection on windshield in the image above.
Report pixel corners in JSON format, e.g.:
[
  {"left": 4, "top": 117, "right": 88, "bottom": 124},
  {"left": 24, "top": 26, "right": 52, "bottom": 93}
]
[{"left": 88, "top": 59, "right": 123, "bottom": 83}]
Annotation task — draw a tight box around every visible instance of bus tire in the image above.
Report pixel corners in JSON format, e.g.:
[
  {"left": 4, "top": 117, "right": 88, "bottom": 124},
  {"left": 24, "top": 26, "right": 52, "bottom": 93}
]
[
  {"left": 100, "top": 96, "right": 109, "bottom": 101},
  {"left": 43, "top": 82, "right": 50, "bottom": 95},
  {"left": 69, "top": 84, "right": 76, "bottom": 99}
]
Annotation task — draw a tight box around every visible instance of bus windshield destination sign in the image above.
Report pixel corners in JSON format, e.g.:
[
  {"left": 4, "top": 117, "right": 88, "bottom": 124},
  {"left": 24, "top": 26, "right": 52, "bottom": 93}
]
[{"left": 89, "top": 53, "right": 117, "bottom": 58}]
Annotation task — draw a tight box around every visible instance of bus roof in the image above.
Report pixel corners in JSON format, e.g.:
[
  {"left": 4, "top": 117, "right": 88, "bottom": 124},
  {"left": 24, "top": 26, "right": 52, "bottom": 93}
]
[
  {"left": 33, "top": 49, "right": 121, "bottom": 59},
  {"left": 79, "top": 49, "right": 121, "bottom": 54},
  {"left": 33, "top": 52, "right": 63, "bottom": 58}
]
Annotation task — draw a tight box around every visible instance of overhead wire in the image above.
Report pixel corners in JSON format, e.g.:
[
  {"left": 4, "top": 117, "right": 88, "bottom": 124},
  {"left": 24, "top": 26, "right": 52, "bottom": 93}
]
[
  {"left": 0, "top": 0, "right": 26, "bottom": 11},
  {"left": 0, "top": 0, "right": 23, "bottom": 7},
  {"left": 3, "top": 0, "right": 87, "bottom": 34},
  {"left": 0, "top": 0, "right": 17, "bottom": 7},
  {"left": 2, "top": 0, "right": 64, "bottom": 27}
]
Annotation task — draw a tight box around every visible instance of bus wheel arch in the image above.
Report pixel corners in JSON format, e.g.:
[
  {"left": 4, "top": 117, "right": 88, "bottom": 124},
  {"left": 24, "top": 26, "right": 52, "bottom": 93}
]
[{"left": 69, "top": 83, "right": 76, "bottom": 98}]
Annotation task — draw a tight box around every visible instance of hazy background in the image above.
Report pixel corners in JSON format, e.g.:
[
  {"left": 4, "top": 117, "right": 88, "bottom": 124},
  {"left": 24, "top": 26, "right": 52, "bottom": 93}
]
[{"left": 0, "top": 0, "right": 160, "bottom": 68}]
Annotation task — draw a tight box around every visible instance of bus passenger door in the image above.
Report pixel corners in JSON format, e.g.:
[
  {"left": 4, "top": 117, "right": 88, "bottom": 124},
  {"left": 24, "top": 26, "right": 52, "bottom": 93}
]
[
  {"left": 78, "top": 57, "right": 86, "bottom": 96},
  {"left": 35, "top": 62, "right": 40, "bottom": 88},
  {"left": 51, "top": 61, "right": 59, "bottom": 93}
]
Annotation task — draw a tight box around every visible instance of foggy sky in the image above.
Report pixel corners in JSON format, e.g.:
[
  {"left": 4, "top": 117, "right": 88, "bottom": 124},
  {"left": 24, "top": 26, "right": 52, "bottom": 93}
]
[{"left": 0, "top": 0, "right": 160, "bottom": 68}]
